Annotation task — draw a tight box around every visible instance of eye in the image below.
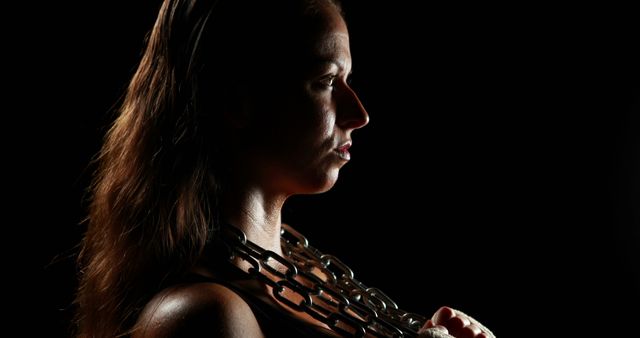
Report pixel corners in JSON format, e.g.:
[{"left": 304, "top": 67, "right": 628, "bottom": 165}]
[{"left": 317, "top": 74, "right": 337, "bottom": 90}]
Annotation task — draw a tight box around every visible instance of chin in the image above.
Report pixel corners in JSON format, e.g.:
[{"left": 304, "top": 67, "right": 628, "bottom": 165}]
[{"left": 299, "top": 169, "right": 340, "bottom": 195}]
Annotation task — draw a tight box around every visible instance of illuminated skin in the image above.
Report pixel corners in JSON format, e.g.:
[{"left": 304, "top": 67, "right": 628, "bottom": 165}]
[
  {"left": 133, "top": 2, "right": 495, "bottom": 338},
  {"left": 419, "top": 306, "right": 496, "bottom": 338}
]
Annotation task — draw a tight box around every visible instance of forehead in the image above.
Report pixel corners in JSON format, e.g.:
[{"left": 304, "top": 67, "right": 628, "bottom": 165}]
[
  {"left": 228, "top": 2, "right": 351, "bottom": 77},
  {"left": 302, "top": 5, "right": 350, "bottom": 59}
]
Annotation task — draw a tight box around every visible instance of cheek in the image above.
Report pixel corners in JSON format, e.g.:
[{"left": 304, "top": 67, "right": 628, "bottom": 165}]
[
  {"left": 251, "top": 87, "right": 336, "bottom": 161},
  {"left": 252, "top": 95, "right": 341, "bottom": 193},
  {"left": 302, "top": 94, "right": 335, "bottom": 139},
  {"left": 278, "top": 93, "right": 335, "bottom": 145},
  {"left": 312, "top": 106, "right": 335, "bottom": 140}
]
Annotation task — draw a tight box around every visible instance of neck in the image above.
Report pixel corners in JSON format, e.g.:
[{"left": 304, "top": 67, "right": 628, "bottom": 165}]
[{"left": 220, "top": 181, "right": 288, "bottom": 255}]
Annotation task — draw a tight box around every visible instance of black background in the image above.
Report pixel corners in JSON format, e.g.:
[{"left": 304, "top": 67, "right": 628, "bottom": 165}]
[{"left": 14, "top": 1, "right": 639, "bottom": 337}]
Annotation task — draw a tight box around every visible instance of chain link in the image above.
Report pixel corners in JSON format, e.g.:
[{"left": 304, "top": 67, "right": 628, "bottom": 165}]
[{"left": 221, "top": 224, "right": 426, "bottom": 337}]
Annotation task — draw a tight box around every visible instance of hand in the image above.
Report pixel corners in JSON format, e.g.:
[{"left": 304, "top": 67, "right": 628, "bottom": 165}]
[{"left": 417, "top": 306, "right": 495, "bottom": 338}]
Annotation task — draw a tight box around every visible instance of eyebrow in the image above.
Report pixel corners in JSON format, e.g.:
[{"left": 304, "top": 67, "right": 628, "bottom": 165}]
[{"left": 312, "top": 58, "right": 349, "bottom": 73}]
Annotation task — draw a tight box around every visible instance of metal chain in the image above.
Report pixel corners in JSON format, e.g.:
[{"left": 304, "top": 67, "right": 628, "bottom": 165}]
[{"left": 220, "top": 224, "right": 426, "bottom": 337}]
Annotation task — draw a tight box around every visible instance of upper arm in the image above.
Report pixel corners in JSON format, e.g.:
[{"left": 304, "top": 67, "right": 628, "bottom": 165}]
[{"left": 132, "top": 283, "right": 265, "bottom": 338}]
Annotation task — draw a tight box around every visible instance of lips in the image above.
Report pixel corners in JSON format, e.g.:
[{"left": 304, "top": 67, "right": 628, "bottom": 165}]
[{"left": 334, "top": 142, "right": 351, "bottom": 161}]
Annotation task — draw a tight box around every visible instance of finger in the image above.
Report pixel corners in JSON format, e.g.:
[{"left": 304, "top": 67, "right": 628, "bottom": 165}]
[
  {"left": 431, "top": 306, "right": 455, "bottom": 325},
  {"left": 452, "top": 309, "right": 484, "bottom": 329},
  {"left": 444, "top": 315, "right": 471, "bottom": 337},
  {"left": 452, "top": 309, "right": 495, "bottom": 337},
  {"left": 462, "top": 323, "right": 482, "bottom": 337},
  {"left": 420, "top": 319, "right": 435, "bottom": 329},
  {"left": 432, "top": 306, "right": 496, "bottom": 338}
]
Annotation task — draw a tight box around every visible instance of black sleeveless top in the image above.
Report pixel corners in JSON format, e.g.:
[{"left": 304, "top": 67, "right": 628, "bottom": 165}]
[{"left": 184, "top": 272, "right": 338, "bottom": 338}]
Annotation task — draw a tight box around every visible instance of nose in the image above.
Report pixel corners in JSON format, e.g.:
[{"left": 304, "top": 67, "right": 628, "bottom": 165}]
[{"left": 336, "top": 84, "right": 369, "bottom": 130}]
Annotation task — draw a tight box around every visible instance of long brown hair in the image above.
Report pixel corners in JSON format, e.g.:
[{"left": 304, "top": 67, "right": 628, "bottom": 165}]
[{"left": 74, "top": 0, "right": 343, "bottom": 337}]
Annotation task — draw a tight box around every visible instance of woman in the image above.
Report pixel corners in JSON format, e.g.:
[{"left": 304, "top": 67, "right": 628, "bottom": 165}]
[{"left": 75, "top": 0, "right": 496, "bottom": 337}]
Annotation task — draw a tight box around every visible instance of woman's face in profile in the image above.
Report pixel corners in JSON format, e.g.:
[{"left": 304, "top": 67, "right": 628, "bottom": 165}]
[{"left": 240, "top": 2, "right": 369, "bottom": 195}]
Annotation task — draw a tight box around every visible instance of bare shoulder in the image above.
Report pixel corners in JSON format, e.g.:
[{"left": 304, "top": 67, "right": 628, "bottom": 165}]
[{"left": 132, "top": 282, "right": 264, "bottom": 338}]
